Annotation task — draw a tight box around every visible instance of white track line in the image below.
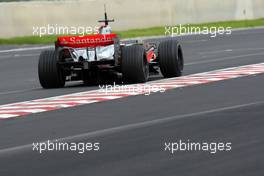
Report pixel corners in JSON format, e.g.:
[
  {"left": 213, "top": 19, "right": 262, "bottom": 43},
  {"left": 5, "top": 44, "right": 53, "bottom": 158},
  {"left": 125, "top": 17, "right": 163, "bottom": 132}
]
[
  {"left": 0, "top": 46, "right": 52, "bottom": 53},
  {"left": 186, "top": 52, "right": 264, "bottom": 66},
  {"left": 0, "top": 100, "right": 263, "bottom": 155}
]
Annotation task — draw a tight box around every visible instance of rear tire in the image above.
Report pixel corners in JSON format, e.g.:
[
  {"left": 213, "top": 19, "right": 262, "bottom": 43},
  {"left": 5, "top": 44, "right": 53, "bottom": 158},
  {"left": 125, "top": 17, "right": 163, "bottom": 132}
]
[
  {"left": 38, "top": 50, "right": 65, "bottom": 88},
  {"left": 158, "top": 40, "right": 184, "bottom": 77},
  {"left": 121, "top": 45, "right": 149, "bottom": 83}
]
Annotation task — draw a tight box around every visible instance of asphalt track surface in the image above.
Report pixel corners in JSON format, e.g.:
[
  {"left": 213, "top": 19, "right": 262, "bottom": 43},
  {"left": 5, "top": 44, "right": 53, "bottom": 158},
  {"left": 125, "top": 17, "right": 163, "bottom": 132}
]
[{"left": 0, "top": 28, "right": 264, "bottom": 176}]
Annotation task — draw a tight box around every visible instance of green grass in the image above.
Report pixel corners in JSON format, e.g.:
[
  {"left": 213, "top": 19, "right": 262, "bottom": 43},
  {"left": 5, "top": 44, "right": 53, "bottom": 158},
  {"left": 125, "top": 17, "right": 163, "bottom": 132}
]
[{"left": 1, "top": 18, "right": 264, "bottom": 45}]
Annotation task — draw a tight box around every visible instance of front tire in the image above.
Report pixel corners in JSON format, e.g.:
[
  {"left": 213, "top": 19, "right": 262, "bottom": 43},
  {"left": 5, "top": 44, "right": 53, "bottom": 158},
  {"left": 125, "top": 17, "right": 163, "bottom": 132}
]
[
  {"left": 38, "top": 50, "right": 65, "bottom": 88},
  {"left": 158, "top": 40, "right": 184, "bottom": 78},
  {"left": 121, "top": 45, "right": 149, "bottom": 83}
]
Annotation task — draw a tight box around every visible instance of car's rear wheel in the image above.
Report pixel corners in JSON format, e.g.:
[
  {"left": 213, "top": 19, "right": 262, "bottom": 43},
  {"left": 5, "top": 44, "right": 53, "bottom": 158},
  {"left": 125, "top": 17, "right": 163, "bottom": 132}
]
[
  {"left": 158, "top": 40, "right": 184, "bottom": 77},
  {"left": 121, "top": 45, "right": 149, "bottom": 83},
  {"left": 38, "top": 50, "right": 65, "bottom": 88}
]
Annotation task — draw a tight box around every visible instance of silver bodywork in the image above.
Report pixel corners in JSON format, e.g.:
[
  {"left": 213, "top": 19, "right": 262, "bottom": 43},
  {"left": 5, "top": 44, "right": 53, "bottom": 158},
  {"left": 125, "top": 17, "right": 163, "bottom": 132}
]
[{"left": 71, "top": 25, "right": 115, "bottom": 62}]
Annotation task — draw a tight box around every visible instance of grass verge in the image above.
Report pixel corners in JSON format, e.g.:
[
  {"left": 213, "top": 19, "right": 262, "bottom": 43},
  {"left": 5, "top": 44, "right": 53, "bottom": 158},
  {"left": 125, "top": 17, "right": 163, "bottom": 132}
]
[{"left": 1, "top": 18, "right": 264, "bottom": 45}]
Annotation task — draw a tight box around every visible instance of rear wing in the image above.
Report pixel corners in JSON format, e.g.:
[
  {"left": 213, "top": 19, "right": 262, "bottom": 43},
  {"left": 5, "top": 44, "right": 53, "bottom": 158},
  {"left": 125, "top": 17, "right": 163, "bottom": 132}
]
[{"left": 56, "top": 34, "right": 118, "bottom": 48}]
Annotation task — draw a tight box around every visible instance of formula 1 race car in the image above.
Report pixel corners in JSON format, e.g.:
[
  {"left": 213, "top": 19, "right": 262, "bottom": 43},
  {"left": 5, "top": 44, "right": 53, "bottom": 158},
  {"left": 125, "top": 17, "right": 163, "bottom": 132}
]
[{"left": 38, "top": 9, "right": 184, "bottom": 88}]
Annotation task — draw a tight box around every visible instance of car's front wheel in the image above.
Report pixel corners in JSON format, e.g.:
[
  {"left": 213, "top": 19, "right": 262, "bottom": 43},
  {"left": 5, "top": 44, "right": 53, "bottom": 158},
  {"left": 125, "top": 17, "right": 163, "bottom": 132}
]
[{"left": 158, "top": 40, "right": 184, "bottom": 78}]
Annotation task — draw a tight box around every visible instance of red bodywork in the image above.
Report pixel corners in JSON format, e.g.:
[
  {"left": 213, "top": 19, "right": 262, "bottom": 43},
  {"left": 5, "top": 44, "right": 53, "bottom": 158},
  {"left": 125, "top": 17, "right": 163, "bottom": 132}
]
[
  {"left": 56, "top": 33, "right": 156, "bottom": 63},
  {"left": 56, "top": 34, "right": 118, "bottom": 48},
  {"left": 147, "top": 49, "right": 155, "bottom": 62}
]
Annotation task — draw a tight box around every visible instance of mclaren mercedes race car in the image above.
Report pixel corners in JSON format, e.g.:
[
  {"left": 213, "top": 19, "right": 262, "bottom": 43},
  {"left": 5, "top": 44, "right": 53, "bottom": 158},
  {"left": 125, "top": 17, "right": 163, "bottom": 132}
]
[{"left": 38, "top": 10, "right": 184, "bottom": 88}]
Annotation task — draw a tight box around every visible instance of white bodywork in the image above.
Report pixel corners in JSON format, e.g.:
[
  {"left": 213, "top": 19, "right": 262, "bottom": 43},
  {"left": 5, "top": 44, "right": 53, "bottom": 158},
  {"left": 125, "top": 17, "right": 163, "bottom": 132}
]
[{"left": 72, "top": 25, "right": 115, "bottom": 62}]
